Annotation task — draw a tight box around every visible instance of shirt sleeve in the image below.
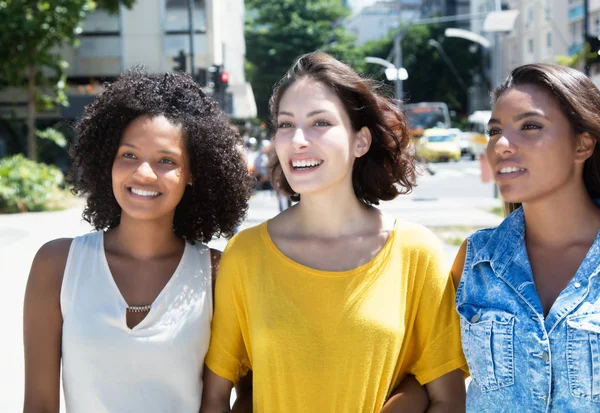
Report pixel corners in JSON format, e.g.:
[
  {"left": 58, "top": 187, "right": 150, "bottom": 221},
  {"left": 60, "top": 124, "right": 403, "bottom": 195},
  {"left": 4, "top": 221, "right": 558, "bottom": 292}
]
[
  {"left": 204, "top": 239, "right": 251, "bottom": 384},
  {"left": 407, "top": 238, "right": 468, "bottom": 385}
]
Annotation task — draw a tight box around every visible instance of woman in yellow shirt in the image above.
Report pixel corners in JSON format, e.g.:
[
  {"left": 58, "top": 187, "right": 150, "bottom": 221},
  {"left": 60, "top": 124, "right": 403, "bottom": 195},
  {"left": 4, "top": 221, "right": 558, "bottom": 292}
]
[{"left": 201, "top": 52, "right": 467, "bottom": 412}]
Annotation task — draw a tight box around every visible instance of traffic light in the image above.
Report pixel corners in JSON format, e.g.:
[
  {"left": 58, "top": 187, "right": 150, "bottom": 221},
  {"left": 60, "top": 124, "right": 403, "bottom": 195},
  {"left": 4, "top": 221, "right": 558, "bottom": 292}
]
[
  {"left": 586, "top": 35, "right": 600, "bottom": 66},
  {"left": 213, "top": 66, "right": 229, "bottom": 93},
  {"left": 173, "top": 50, "right": 187, "bottom": 72}
]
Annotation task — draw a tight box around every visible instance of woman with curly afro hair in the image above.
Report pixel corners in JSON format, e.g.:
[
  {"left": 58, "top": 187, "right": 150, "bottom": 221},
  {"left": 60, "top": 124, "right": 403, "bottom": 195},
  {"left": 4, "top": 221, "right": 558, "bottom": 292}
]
[
  {"left": 22, "top": 69, "right": 253, "bottom": 412},
  {"left": 201, "top": 52, "right": 467, "bottom": 413}
]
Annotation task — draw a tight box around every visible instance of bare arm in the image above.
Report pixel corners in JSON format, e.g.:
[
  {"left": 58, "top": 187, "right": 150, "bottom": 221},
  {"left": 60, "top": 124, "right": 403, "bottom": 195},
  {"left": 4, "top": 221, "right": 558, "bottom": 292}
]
[
  {"left": 200, "top": 367, "right": 235, "bottom": 413},
  {"left": 424, "top": 369, "right": 465, "bottom": 412},
  {"left": 232, "top": 371, "right": 253, "bottom": 413},
  {"left": 207, "top": 249, "right": 253, "bottom": 412},
  {"left": 451, "top": 240, "right": 467, "bottom": 291},
  {"left": 23, "top": 239, "right": 72, "bottom": 413},
  {"left": 380, "top": 375, "right": 429, "bottom": 413}
]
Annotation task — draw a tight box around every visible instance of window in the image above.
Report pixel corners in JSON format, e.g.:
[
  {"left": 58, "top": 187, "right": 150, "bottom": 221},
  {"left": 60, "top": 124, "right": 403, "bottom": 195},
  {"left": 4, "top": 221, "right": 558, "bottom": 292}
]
[
  {"left": 527, "top": 7, "right": 534, "bottom": 28},
  {"left": 529, "top": 39, "right": 534, "bottom": 54},
  {"left": 547, "top": 32, "right": 552, "bottom": 48}
]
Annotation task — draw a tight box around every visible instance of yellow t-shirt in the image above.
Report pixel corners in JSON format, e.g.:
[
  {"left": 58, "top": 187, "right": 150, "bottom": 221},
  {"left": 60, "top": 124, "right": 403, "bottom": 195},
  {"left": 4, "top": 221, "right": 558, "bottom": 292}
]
[{"left": 205, "top": 219, "right": 466, "bottom": 412}]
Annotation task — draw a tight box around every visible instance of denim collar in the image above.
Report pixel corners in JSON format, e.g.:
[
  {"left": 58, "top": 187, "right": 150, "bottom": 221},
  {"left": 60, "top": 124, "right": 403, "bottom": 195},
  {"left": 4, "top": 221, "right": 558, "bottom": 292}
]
[
  {"left": 470, "top": 206, "right": 525, "bottom": 278},
  {"left": 471, "top": 198, "right": 600, "bottom": 278}
]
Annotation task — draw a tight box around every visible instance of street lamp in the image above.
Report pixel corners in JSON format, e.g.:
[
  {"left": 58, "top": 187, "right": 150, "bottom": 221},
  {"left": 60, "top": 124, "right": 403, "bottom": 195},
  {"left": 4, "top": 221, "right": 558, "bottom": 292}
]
[
  {"left": 364, "top": 56, "right": 408, "bottom": 100},
  {"left": 427, "top": 39, "right": 469, "bottom": 94}
]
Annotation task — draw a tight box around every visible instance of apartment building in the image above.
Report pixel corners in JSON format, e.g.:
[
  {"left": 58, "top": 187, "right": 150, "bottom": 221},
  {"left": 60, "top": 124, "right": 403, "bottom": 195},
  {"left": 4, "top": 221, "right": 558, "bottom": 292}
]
[
  {"left": 500, "top": 0, "right": 568, "bottom": 74},
  {"left": 565, "top": 0, "right": 600, "bottom": 83},
  {"left": 1, "top": 0, "right": 256, "bottom": 121},
  {"left": 344, "top": 0, "right": 423, "bottom": 45}
]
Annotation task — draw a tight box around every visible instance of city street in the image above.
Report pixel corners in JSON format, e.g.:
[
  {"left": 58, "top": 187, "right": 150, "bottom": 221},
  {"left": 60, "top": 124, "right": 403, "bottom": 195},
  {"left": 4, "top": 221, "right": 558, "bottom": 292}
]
[{"left": 0, "top": 159, "right": 502, "bottom": 411}]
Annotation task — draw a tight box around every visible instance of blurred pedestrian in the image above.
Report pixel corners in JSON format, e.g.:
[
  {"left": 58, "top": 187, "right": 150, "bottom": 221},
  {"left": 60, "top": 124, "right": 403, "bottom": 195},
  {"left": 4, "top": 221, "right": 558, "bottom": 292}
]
[
  {"left": 201, "top": 52, "right": 466, "bottom": 413},
  {"left": 452, "top": 64, "right": 600, "bottom": 411},
  {"left": 253, "top": 139, "right": 273, "bottom": 190},
  {"left": 22, "top": 69, "right": 253, "bottom": 412}
]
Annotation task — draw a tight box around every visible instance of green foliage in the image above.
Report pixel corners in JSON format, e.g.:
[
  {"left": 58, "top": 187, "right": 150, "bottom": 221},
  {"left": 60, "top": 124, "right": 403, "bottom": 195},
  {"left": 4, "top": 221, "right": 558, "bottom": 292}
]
[
  {"left": 245, "top": 0, "right": 357, "bottom": 121},
  {"left": 0, "top": 154, "right": 67, "bottom": 213},
  {"left": 0, "top": 0, "right": 136, "bottom": 159},
  {"left": 36, "top": 128, "right": 68, "bottom": 149},
  {"left": 355, "top": 23, "right": 481, "bottom": 115},
  {"left": 555, "top": 44, "right": 590, "bottom": 69},
  {"left": 0, "top": 0, "right": 93, "bottom": 104}
]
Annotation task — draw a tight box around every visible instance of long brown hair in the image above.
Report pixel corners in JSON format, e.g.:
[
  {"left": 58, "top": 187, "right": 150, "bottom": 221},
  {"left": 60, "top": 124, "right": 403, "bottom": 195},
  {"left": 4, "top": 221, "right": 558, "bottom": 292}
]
[
  {"left": 268, "top": 51, "right": 416, "bottom": 205},
  {"left": 492, "top": 63, "right": 600, "bottom": 215}
]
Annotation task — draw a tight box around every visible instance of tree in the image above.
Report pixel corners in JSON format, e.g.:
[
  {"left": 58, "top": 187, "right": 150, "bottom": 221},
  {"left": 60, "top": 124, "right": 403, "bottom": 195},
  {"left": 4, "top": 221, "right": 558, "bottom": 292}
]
[
  {"left": 353, "top": 23, "right": 482, "bottom": 117},
  {"left": 245, "top": 0, "right": 359, "bottom": 122},
  {"left": 0, "top": 0, "right": 135, "bottom": 160}
]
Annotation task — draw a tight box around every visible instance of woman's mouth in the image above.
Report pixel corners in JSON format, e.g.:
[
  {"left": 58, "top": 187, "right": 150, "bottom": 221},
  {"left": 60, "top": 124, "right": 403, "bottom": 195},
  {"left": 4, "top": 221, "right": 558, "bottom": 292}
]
[
  {"left": 128, "top": 187, "right": 162, "bottom": 198},
  {"left": 290, "top": 159, "right": 324, "bottom": 171}
]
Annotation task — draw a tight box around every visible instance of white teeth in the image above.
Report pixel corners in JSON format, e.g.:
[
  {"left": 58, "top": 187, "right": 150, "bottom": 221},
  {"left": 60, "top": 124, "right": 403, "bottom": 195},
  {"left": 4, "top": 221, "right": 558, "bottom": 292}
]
[
  {"left": 499, "top": 167, "right": 525, "bottom": 174},
  {"left": 131, "top": 188, "right": 160, "bottom": 197},
  {"left": 292, "top": 159, "right": 322, "bottom": 168}
]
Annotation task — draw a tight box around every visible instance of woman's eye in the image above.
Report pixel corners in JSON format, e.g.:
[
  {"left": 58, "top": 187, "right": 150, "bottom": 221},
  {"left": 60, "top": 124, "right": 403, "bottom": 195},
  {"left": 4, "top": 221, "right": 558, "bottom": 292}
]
[
  {"left": 122, "top": 152, "right": 136, "bottom": 159},
  {"left": 278, "top": 121, "right": 293, "bottom": 129},
  {"left": 486, "top": 128, "right": 500, "bottom": 137},
  {"left": 314, "top": 119, "right": 331, "bottom": 127},
  {"left": 159, "top": 158, "right": 175, "bottom": 165},
  {"left": 522, "top": 123, "right": 542, "bottom": 131}
]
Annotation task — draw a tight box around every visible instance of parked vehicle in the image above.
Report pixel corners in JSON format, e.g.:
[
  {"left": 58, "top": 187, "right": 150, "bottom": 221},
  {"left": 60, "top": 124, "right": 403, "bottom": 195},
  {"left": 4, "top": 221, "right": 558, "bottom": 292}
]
[
  {"left": 463, "top": 110, "right": 491, "bottom": 160},
  {"left": 415, "top": 128, "right": 461, "bottom": 162}
]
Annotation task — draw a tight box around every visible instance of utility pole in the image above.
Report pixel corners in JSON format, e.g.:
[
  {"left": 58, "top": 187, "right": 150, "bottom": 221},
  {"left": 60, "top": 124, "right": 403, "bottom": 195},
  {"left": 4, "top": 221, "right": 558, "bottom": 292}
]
[
  {"left": 387, "top": 12, "right": 489, "bottom": 100},
  {"left": 187, "top": 0, "right": 195, "bottom": 75},
  {"left": 585, "top": 0, "right": 590, "bottom": 76},
  {"left": 393, "top": 33, "right": 403, "bottom": 100}
]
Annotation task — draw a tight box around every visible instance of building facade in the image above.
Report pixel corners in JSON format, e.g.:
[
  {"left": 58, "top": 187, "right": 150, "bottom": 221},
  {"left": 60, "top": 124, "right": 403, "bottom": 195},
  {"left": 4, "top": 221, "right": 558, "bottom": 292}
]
[
  {"left": 0, "top": 0, "right": 256, "bottom": 121},
  {"left": 344, "top": 0, "right": 423, "bottom": 45}
]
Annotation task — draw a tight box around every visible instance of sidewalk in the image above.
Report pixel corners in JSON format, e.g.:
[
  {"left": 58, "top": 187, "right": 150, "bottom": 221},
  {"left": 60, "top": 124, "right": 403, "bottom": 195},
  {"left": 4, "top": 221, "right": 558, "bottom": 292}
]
[{"left": 0, "top": 193, "right": 502, "bottom": 410}]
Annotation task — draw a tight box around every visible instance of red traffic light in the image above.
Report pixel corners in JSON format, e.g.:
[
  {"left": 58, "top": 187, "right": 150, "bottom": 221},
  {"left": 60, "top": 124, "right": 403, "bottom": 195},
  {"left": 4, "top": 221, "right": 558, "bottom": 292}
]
[{"left": 220, "top": 71, "right": 229, "bottom": 84}]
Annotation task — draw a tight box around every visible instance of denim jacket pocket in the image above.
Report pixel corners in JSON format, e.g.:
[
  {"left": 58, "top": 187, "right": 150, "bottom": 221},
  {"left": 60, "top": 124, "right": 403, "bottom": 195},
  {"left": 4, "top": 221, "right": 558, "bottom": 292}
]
[
  {"left": 457, "top": 304, "right": 515, "bottom": 392},
  {"left": 566, "top": 313, "right": 600, "bottom": 403}
]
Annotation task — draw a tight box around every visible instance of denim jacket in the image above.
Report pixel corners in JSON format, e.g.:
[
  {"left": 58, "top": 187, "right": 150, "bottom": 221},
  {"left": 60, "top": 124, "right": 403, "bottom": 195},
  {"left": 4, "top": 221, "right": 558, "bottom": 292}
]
[{"left": 456, "top": 204, "right": 600, "bottom": 412}]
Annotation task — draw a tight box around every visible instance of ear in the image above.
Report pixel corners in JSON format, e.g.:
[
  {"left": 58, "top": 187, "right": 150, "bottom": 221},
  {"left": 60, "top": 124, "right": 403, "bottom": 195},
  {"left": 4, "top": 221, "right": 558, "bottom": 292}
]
[
  {"left": 354, "top": 126, "right": 372, "bottom": 158},
  {"left": 575, "top": 132, "right": 596, "bottom": 163}
]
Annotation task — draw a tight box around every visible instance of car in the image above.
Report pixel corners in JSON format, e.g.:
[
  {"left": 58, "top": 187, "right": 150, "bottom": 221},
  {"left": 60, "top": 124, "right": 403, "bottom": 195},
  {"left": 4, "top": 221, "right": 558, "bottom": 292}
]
[{"left": 415, "top": 128, "right": 461, "bottom": 162}]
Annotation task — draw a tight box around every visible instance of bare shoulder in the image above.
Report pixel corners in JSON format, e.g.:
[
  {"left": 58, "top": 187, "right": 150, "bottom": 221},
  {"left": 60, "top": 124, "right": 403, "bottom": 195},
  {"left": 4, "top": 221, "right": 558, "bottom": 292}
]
[
  {"left": 30, "top": 238, "right": 73, "bottom": 278},
  {"left": 265, "top": 205, "right": 297, "bottom": 237},
  {"left": 451, "top": 239, "right": 468, "bottom": 290},
  {"left": 26, "top": 238, "right": 73, "bottom": 307}
]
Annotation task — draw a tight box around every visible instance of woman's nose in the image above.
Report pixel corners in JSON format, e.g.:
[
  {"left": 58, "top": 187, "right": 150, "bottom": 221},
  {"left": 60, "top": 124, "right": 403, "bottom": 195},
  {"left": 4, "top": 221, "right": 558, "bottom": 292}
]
[
  {"left": 134, "top": 161, "right": 158, "bottom": 181},
  {"left": 494, "top": 134, "right": 516, "bottom": 157},
  {"left": 291, "top": 128, "right": 309, "bottom": 149}
]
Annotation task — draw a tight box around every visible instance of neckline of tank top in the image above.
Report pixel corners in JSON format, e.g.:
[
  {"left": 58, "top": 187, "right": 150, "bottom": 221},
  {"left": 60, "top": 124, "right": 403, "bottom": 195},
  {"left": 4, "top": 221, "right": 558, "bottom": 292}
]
[{"left": 97, "top": 230, "right": 191, "bottom": 332}]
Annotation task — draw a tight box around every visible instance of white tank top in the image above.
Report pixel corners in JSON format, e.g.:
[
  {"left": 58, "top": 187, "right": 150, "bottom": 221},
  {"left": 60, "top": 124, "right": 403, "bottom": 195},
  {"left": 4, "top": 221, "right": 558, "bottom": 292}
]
[{"left": 60, "top": 231, "right": 213, "bottom": 412}]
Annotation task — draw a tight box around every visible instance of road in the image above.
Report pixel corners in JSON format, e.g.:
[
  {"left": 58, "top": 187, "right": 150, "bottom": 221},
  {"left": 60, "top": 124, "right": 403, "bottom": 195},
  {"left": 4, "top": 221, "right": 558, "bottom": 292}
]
[{"left": 0, "top": 159, "right": 500, "bottom": 411}]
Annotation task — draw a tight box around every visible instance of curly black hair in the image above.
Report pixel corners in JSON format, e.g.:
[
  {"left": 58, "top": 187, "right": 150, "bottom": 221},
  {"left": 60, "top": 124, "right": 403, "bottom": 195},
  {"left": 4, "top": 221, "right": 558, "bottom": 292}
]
[{"left": 69, "top": 68, "right": 253, "bottom": 243}]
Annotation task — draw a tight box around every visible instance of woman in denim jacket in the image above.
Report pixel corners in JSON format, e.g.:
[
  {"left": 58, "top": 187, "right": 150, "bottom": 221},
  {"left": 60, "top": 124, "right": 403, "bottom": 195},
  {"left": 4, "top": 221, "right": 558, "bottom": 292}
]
[{"left": 452, "top": 63, "right": 600, "bottom": 412}]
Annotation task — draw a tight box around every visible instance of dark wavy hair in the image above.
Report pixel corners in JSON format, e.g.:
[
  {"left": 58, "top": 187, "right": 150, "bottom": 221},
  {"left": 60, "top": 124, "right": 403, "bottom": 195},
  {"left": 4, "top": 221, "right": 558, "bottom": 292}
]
[
  {"left": 268, "top": 51, "right": 416, "bottom": 205},
  {"left": 492, "top": 63, "right": 600, "bottom": 216},
  {"left": 69, "top": 68, "right": 253, "bottom": 243}
]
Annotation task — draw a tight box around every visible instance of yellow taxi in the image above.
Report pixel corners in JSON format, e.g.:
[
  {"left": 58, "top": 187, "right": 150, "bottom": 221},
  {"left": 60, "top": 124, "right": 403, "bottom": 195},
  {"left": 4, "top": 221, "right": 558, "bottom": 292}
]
[{"left": 415, "top": 128, "right": 461, "bottom": 162}]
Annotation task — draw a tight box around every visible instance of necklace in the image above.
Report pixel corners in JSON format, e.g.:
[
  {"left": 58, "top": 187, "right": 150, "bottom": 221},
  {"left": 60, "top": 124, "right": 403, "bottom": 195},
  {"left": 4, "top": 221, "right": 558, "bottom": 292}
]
[{"left": 127, "top": 304, "right": 152, "bottom": 313}]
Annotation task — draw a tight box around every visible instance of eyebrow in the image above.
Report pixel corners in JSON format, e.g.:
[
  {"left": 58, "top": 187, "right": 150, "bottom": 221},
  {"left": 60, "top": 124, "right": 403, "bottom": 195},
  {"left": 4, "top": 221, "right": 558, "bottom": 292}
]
[
  {"left": 278, "top": 109, "right": 330, "bottom": 118},
  {"left": 488, "top": 110, "right": 548, "bottom": 125},
  {"left": 120, "top": 143, "right": 181, "bottom": 156}
]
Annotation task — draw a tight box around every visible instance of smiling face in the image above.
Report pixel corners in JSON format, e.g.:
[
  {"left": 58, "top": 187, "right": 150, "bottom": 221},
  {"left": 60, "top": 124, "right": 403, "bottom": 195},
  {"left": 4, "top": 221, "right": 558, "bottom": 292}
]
[
  {"left": 274, "top": 77, "right": 370, "bottom": 198},
  {"left": 486, "top": 84, "right": 583, "bottom": 204},
  {"left": 112, "top": 115, "right": 191, "bottom": 223}
]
